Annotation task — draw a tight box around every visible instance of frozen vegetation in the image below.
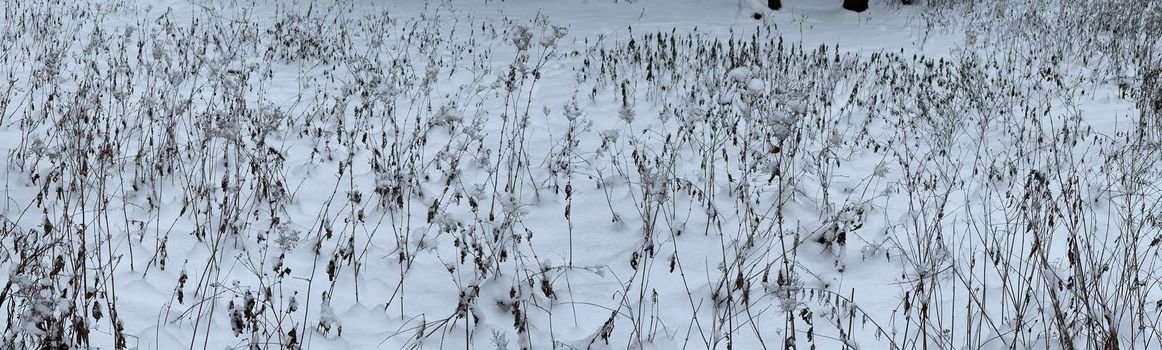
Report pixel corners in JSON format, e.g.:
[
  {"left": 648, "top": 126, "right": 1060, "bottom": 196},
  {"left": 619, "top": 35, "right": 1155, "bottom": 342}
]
[{"left": 1, "top": 0, "right": 1161, "bottom": 349}]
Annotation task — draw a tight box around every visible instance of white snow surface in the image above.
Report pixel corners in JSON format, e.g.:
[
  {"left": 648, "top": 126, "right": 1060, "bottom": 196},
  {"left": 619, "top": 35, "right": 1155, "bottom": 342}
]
[{"left": 2, "top": 0, "right": 1161, "bottom": 349}]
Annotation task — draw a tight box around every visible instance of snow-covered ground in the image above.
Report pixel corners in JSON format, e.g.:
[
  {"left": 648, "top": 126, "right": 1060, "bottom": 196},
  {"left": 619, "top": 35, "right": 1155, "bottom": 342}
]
[{"left": 2, "top": 0, "right": 1161, "bottom": 349}]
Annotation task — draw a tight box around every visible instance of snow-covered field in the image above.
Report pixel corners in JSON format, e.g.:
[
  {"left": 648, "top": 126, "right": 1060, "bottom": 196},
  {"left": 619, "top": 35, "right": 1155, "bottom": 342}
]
[{"left": 2, "top": 0, "right": 1161, "bottom": 349}]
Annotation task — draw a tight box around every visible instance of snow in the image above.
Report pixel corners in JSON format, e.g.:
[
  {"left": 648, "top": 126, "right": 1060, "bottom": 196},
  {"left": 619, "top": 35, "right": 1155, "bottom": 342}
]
[
  {"left": 728, "top": 67, "right": 752, "bottom": 83},
  {"left": 746, "top": 78, "right": 766, "bottom": 94},
  {"left": 1, "top": 0, "right": 1160, "bottom": 349}
]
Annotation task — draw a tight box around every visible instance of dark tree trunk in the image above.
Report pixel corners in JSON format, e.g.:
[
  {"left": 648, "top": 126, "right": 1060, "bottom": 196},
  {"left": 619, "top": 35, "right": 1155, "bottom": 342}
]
[
  {"left": 768, "top": 0, "right": 781, "bottom": 10},
  {"left": 843, "top": 0, "right": 868, "bottom": 12}
]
